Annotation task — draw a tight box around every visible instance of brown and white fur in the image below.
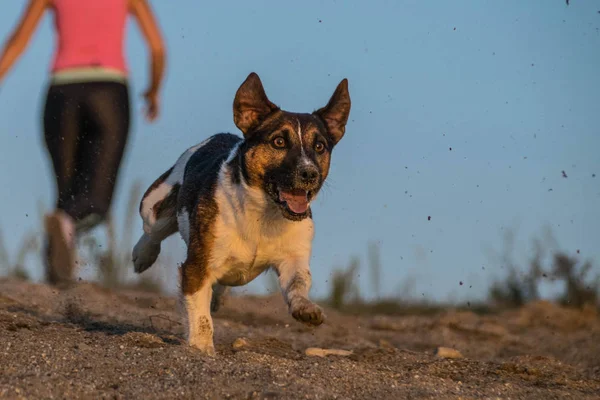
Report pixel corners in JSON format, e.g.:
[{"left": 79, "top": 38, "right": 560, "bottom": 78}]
[{"left": 131, "top": 72, "right": 351, "bottom": 356}]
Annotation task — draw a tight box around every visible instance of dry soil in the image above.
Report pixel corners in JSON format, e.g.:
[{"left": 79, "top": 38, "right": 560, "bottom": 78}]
[{"left": 1, "top": 277, "right": 599, "bottom": 399}]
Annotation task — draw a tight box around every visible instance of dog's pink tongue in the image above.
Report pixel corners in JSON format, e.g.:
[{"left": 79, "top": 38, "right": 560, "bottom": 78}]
[{"left": 279, "top": 190, "right": 309, "bottom": 214}]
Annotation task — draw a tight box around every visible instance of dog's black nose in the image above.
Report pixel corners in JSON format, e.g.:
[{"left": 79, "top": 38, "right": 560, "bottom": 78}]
[{"left": 299, "top": 165, "right": 319, "bottom": 185}]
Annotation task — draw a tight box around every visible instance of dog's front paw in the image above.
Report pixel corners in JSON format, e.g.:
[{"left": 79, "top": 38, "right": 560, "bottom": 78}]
[
  {"left": 189, "top": 339, "right": 216, "bottom": 357},
  {"left": 291, "top": 298, "right": 325, "bottom": 326}
]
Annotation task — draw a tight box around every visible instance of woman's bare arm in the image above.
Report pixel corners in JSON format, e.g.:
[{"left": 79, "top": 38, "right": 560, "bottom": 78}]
[
  {"left": 130, "top": 0, "right": 166, "bottom": 119},
  {"left": 0, "top": 0, "right": 49, "bottom": 84}
]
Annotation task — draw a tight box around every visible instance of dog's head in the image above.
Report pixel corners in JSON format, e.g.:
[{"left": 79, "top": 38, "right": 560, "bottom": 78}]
[{"left": 233, "top": 72, "right": 351, "bottom": 221}]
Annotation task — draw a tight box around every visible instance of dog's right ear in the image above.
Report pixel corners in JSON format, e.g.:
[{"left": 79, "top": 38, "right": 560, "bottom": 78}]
[
  {"left": 314, "top": 78, "right": 351, "bottom": 146},
  {"left": 233, "top": 72, "right": 279, "bottom": 136}
]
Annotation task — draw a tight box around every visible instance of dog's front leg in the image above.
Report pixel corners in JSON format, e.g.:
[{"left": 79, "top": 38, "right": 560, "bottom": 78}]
[
  {"left": 181, "top": 258, "right": 216, "bottom": 356},
  {"left": 275, "top": 260, "right": 325, "bottom": 326}
]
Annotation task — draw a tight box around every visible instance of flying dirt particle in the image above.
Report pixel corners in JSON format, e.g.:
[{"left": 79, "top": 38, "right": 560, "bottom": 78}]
[
  {"left": 593, "top": 174, "right": 596, "bottom": 178},
  {"left": 318, "top": 19, "right": 322, "bottom": 23},
  {"left": 543, "top": 273, "right": 548, "bottom": 278},
  {"left": 531, "top": 63, "right": 535, "bottom": 67},
  {"left": 453, "top": 27, "right": 456, "bottom": 31},
  {"left": 459, "top": 281, "right": 463, "bottom": 286},
  {"left": 427, "top": 216, "right": 431, "bottom": 221},
  {"left": 449, "top": 147, "right": 452, "bottom": 151},
  {"left": 548, "top": 188, "right": 553, "bottom": 192},
  {"left": 25, "top": 214, "right": 28, "bottom": 217},
  {"left": 562, "top": 170, "right": 568, "bottom": 178},
  {"left": 577, "top": 249, "right": 580, "bottom": 254}
]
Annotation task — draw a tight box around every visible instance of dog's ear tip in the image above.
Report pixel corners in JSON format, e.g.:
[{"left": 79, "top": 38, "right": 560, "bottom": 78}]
[
  {"left": 247, "top": 72, "right": 261, "bottom": 81},
  {"left": 335, "top": 79, "right": 350, "bottom": 97}
]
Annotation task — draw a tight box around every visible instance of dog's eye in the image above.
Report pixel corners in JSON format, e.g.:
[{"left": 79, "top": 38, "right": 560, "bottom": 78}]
[
  {"left": 272, "top": 137, "right": 286, "bottom": 148},
  {"left": 314, "top": 141, "right": 326, "bottom": 153}
]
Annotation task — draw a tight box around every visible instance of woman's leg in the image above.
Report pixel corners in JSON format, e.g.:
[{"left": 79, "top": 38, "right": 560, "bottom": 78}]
[
  {"left": 42, "top": 84, "right": 81, "bottom": 285},
  {"left": 42, "top": 81, "right": 131, "bottom": 285},
  {"left": 67, "top": 81, "right": 131, "bottom": 233}
]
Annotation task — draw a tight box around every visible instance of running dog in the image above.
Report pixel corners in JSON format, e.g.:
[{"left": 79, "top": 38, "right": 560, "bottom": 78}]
[{"left": 132, "top": 72, "right": 351, "bottom": 356}]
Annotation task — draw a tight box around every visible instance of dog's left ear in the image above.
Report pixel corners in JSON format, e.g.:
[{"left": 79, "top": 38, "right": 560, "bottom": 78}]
[
  {"left": 314, "top": 79, "right": 351, "bottom": 145},
  {"left": 233, "top": 72, "right": 279, "bottom": 136}
]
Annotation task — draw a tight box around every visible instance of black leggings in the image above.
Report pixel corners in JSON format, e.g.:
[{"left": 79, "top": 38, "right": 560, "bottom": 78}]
[{"left": 43, "top": 81, "right": 130, "bottom": 228}]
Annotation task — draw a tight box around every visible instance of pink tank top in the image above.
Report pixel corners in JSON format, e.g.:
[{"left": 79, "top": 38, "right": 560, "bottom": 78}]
[{"left": 51, "top": 0, "right": 129, "bottom": 74}]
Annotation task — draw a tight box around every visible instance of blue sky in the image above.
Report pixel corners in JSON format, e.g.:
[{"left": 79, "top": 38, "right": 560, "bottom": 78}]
[{"left": 0, "top": 0, "right": 598, "bottom": 302}]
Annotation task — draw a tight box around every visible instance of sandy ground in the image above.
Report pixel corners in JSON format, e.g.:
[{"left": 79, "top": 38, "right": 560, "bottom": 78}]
[{"left": 0, "top": 277, "right": 599, "bottom": 399}]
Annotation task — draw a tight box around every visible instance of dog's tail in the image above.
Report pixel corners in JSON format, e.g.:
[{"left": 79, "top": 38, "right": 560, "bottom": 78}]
[
  {"left": 133, "top": 166, "right": 181, "bottom": 274},
  {"left": 139, "top": 166, "right": 181, "bottom": 234}
]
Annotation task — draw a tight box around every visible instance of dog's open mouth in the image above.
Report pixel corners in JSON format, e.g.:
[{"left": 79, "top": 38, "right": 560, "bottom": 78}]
[
  {"left": 273, "top": 186, "right": 314, "bottom": 218},
  {"left": 278, "top": 188, "right": 310, "bottom": 214}
]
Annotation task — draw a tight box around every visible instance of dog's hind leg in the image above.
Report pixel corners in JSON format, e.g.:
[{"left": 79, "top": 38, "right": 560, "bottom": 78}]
[
  {"left": 210, "top": 283, "right": 229, "bottom": 313},
  {"left": 133, "top": 167, "right": 181, "bottom": 273}
]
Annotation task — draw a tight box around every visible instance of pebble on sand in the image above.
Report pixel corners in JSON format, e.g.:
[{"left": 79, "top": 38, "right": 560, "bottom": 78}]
[
  {"left": 435, "top": 347, "right": 464, "bottom": 359},
  {"left": 305, "top": 347, "right": 353, "bottom": 358},
  {"left": 232, "top": 338, "right": 249, "bottom": 350}
]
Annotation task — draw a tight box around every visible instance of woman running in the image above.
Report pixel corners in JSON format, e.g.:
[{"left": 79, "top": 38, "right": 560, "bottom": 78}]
[{"left": 0, "top": 0, "right": 166, "bottom": 286}]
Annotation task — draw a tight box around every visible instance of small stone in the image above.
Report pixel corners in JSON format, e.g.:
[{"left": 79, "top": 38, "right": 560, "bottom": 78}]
[
  {"left": 74, "top": 342, "right": 92, "bottom": 351},
  {"left": 232, "top": 338, "right": 249, "bottom": 350},
  {"left": 435, "top": 347, "right": 463, "bottom": 359},
  {"left": 305, "top": 347, "right": 353, "bottom": 358},
  {"left": 123, "top": 332, "right": 164, "bottom": 348}
]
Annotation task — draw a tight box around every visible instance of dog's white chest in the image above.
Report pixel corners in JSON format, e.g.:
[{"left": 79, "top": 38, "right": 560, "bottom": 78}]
[{"left": 210, "top": 183, "right": 314, "bottom": 286}]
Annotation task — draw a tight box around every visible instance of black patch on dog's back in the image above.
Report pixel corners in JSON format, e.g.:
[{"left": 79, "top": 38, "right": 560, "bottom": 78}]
[{"left": 178, "top": 133, "right": 242, "bottom": 222}]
